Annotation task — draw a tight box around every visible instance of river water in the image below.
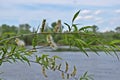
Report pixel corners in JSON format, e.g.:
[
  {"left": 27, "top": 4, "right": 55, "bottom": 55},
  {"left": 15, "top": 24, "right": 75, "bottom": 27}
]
[{"left": 0, "top": 47, "right": 120, "bottom": 80}]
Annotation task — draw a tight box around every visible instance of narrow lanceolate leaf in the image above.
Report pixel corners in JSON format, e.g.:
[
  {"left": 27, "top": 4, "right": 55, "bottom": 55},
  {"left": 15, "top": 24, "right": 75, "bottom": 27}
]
[
  {"left": 110, "top": 40, "right": 120, "bottom": 45},
  {"left": 61, "top": 72, "right": 65, "bottom": 79},
  {"left": 21, "top": 56, "right": 30, "bottom": 66},
  {"left": 52, "top": 55, "right": 62, "bottom": 60},
  {"left": 83, "top": 71, "right": 88, "bottom": 77},
  {"left": 72, "top": 10, "right": 80, "bottom": 23},
  {"left": 65, "top": 62, "right": 69, "bottom": 73},
  {"left": 72, "top": 24, "right": 78, "bottom": 32},
  {"left": 75, "top": 39, "right": 89, "bottom": 56},
  {"left": 79, "top": 26, "right": 93, "bottom": 31},
  {"left": 53, "top": 66, "right": 58, "bottom": 71},
  {"left": 41, "top": 19, "right": 46, "bottom": 32},
  {"left": 71, "top": 66, "right": 77, "bottom": 77},
  {"left": 64, "top": 23, "right": 71, "bottom": 32},
  {"left": 42, "top": 66, "right": 48, "bottom": 77},
  {"left": 110, "top": 45, "right": 119, "bottom": 60}
]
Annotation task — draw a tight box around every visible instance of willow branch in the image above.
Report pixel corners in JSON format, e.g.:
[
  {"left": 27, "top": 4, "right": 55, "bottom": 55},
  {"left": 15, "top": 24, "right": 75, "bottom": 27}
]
[{"left": 0, "top": 32, "right": 96, "bottom": 43}]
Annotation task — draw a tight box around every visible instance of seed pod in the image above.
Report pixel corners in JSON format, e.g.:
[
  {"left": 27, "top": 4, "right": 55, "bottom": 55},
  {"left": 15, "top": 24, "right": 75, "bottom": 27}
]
[
  {"left": 53, "top": 20, "right": 61, "bottom": 32},
  {"left": 65, "top": 62, "right": 68, "bottom": 73},
  {"left": 67, "top": 73, "right": 69, "bottom": 79},
  {"left": 61, "top": 72, "right": 65, "bottom": 79},
  {"left": 46, "top": 34, "right": 53, "bottom": 44},
  {"left": 42, "top": 66, "right": 48, "bottom": 77},
  {"left": 71, "top": 66, "right": 77, "bottom": 77},
  {"left": 41, "top": 19, "right": 46, "bottom": 32},
  {"left": 15, "top": 38, "right": 25, "bottom": 47},
  {"left": 53, "top": 66, "right": 58, "bottom": 71}
]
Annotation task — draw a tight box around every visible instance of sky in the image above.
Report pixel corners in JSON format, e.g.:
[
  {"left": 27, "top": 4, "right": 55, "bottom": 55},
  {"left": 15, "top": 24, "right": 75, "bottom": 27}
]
[{"left": 0, "top": 0, "right": 120, "bottom": 32}]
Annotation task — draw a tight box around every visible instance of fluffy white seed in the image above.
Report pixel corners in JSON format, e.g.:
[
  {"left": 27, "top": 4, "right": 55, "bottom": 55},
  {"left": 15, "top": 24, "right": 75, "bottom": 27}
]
[{"left": 15, "top": 38, "right": 25, "bottom": 47}]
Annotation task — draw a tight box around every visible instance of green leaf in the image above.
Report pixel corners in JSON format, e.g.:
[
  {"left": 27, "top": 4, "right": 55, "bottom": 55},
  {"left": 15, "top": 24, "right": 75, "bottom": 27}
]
[
  {"left": 52, "top": 55, "right": 62, "bottom": 60},
  {"left": 21, "top": 56, "right": 30, "bottom": 65},
  {"left": 36, "top": 56, "right": 41, "bottom": 63},
  {"left": 72, "top": 10, "right": 80, "bottom": 23},
  {"left": 83, "top": 71, "right": 88, "bottom": 77},
  {"left": 72, "top": 24, "right": 78, "bottom": 32},
  {"left": 110, "top": 45, "right": 119, "bottom": 60},
  {"left": 79, "top": 26, "right": 93, "bottom": 31},
  {"left": 32, "top": 34, "right": 38, "bottom": 48},
  {"left": 58, "top": 64, "right": 61, "bottom": 70},
  {"left": 75, "top": 39, "right": 89, "bottom": 56},
  {"left": 110, "top": 40, "right": 120, "bottom": 45},
  {"left": 41, "top": 54, "right": 49, "bottom": 59},
  {"left": 64, "top": 22, "right": 71, "bottom": 32}
]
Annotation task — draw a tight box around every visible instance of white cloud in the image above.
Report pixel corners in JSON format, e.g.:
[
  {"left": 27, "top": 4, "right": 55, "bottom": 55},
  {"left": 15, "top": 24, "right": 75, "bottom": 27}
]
[
  {"left": 95, "top": 17, "right": 102, "bottom": 21},
  {"left": 81, "top": 10, "right": 91, "bottom": 14},
  {"left": 94, "top": 10, "right": 102, "bottom": 15},
  {"left": 84, "top": 15, "right": 93, "bottom": 19},
  {"left": 76, "top": 15, "right": 94, "bottom": 20}
]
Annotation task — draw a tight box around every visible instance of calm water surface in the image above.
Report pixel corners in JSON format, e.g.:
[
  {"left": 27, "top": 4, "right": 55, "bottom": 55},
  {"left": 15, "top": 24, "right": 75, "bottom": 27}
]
[{"left": 0, "top": 47, "right": 120, "bottom": 80}]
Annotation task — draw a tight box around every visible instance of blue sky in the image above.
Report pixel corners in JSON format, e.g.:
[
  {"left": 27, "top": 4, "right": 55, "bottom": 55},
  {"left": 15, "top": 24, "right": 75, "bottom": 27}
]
[{"left": 0, "top": 0, "right": 120, "bottom": 32}]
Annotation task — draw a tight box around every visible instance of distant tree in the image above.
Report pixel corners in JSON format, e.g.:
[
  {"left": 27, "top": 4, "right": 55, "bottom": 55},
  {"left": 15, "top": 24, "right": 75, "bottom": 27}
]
[
  {"left": 0, "top": 26, "right": 2, "bottom": 36},
  {"left": 115, "top": 26, "right": 120, "bottom": 33},
  {"left": 92, "top": 25, "right": 99, "bottom": 33},
  {"left": 18, "top": 24, "right": 31, "bottom": 34},
  {"left": 51, "top": 22, "right": 56, "bottom": 29},
  {"left": 10, "top": 25, "right": 18, "bottom": 33},
  {"left": 1, "top": 24, "right": 10, "bottom": 33}
]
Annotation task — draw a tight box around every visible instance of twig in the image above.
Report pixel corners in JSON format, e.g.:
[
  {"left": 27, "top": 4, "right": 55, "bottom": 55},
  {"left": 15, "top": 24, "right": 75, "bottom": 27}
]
[{"left": 0, "top": 32, "right": 96, "bottom": 43}]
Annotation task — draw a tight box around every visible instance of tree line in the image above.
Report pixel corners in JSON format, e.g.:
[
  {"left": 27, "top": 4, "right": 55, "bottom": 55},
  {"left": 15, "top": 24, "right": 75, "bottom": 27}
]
[{"left": 0, "top": 23, "right": 120, "bottom": 45}]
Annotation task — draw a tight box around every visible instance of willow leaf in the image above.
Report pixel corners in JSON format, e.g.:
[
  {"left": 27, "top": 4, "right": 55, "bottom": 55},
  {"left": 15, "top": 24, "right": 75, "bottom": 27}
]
[
  {"left": 79, "top": 26, "right": 93, "bottom": 31},
  {"left": 52, "top": 55, "right": 62, "bottom": 60},
  {"left": 110, "top": 40, "right": 120, "bottom": 45},
  {"left": 72, "top": 24, "right": 78, "bottom": 32},
  {"left": 75, "top": 39, "right": 89, "bottom": 56},
  {"left": 58, "top": 64, "right": 61, "bottom": 70},
  {"left": 72, "top": 10, "right": 80, "bottom": 23},
  {"left": 64, "top": 23, "right": 71, "bottom": 32}
]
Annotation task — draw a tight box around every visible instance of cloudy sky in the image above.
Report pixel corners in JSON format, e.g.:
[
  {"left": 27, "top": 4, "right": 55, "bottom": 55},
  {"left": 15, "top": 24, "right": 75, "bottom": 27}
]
[{"left": 0, "top": 0, "right": 120, "bottom": 32}]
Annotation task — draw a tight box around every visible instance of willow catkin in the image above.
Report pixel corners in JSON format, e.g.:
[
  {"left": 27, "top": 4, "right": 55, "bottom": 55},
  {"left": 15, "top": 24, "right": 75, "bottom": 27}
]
[
  {"left": 53, "top": 20, "right": 61, "bottom": 32},
  {"left": 65, "top": 62, "right": 69, "bottom": 73},
  {"left": 42, "top": 66, "right": 48, "bottom": 77},
  {"left": 46, "top": 34, "right": 58, "bottom": 50},
  {"left": 15, "top": 38, "right": 25, "bottom": 47},
  {"left": 61, "top": 72, "right": 65, "bottom": 79},
  {"left": 71, "top": 66, "right": 77, "bottom": 77},
  {"left": 41, "top": 19, "right": 46, "bottom": 32}
]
